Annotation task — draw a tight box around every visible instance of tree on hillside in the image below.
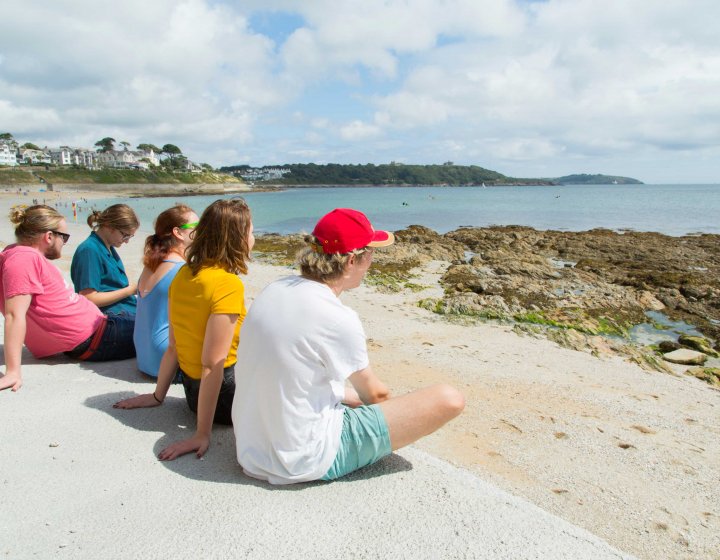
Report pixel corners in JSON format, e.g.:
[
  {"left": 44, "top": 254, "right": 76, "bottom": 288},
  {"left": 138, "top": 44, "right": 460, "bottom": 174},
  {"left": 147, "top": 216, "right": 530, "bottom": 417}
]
[
  {"left": 120, "top": 141, "right": 131, "bottom": 151},
  {"left": 94, "top": 137, "right": 116, "bottom": 152},
  {"left": 0, "top": 132, "right": 14, "bottom": 141},
  {"left": 137, "top": 143, "right": 161, "bottom": 153},
  {"left": 161, "top": 144, "right": 182, "bottom": 160},
  {"left": 160, "top": 144, "right": 184, "bottom": 170},
  {"left": 20, "top": 142, "right": 41, "bottom": 150}
]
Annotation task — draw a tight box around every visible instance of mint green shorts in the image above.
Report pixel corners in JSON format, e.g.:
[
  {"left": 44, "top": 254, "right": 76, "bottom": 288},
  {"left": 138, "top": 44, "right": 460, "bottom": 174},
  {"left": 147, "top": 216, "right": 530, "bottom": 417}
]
[{"left": 322, "top": 404, "right": 392, "bottom": 481}]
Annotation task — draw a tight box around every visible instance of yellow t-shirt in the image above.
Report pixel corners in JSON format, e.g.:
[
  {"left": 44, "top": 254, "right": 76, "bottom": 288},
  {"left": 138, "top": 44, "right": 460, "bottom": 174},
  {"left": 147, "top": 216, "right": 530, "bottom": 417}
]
[{"left": 169, "top": 265, "right": 246, "bottom": 379}]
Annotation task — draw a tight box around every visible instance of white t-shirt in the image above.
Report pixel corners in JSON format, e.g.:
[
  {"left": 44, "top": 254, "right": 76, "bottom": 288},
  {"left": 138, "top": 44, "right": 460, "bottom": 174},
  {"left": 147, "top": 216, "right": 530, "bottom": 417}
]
[{"left": 232, "top": 275, "right": 369, "bottom": 485}]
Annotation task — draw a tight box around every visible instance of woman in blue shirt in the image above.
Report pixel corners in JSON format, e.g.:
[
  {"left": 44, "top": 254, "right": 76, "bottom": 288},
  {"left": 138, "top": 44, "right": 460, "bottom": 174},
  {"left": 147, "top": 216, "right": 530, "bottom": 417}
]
[
  {"left": 133, "top": 204, "right": 198, "bottom": 377},
  {"left": 71, "top": 204, "right": 139, "bottom": 316}
]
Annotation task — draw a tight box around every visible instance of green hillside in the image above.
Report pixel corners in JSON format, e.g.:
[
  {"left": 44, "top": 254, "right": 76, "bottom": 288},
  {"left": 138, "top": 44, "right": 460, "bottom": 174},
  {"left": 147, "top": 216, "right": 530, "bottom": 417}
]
[
  {"left": 0, "top": 167, "right": 241, "bottom": 185},
  {"left": 554, "top": 174, "right": 643, "bottom": 185},
  {"left": 221, "top": 163, "right": 554, "bottom": 186}
]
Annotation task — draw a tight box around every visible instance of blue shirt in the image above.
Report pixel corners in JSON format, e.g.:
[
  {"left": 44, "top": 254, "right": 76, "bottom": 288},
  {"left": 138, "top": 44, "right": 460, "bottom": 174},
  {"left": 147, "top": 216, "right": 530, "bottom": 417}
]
[
  {"left": 71, "top": 231, "right": 137, "bottom": 316},
  {"left": 133, "top": 261, "right": 183, "bottom": 376}
]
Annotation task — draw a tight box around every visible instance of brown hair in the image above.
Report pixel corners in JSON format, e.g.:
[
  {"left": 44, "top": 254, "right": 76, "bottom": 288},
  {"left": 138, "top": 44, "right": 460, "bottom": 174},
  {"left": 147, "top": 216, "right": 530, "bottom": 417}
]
[
  {"left": 185, "top": 198, "right": 252, "bottom": 276},
  {"left": 297, "top": 235, "right": 370, "bottom": 282},
  {"left": 87, "top": 203, "right": 139, "bottom": 232},
  {"left": 143, "top": 204, "right": 195, "bottom": 271},
  {"left": 9, "top": 205, "right": 65, "bottom": 243}
]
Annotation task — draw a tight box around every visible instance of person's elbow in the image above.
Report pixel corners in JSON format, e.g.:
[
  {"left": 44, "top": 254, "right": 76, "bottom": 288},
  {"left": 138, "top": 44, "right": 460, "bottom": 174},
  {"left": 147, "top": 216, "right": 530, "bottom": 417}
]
[{"left": 364, "top": 384, "right": 390, "bottom": 404}]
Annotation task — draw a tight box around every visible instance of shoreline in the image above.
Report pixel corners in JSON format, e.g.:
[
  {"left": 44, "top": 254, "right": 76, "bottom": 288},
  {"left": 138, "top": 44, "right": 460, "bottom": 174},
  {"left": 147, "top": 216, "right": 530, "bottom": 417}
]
[{"left": 1, "top": 189, "right": 719, "bottom": 559}]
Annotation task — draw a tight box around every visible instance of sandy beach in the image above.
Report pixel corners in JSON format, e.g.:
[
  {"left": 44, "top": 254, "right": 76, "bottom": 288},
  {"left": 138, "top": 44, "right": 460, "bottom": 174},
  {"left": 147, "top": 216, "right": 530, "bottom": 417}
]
[{"left": 1, "top": 188, "right": 718, "bottom": 560}]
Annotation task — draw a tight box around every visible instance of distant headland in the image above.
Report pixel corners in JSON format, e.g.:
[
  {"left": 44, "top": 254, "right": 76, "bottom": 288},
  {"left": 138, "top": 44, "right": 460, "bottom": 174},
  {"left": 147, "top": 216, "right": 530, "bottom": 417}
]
[{"left": 219, "top": 163, "right": 643, "bottom": 187}]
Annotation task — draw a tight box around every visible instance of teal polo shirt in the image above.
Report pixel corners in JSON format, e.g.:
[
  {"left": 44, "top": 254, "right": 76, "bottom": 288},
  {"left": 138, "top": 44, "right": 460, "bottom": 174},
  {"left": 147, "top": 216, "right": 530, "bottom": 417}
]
[{"left": 70, "top": 231, "right": 137, "bottom": 316}]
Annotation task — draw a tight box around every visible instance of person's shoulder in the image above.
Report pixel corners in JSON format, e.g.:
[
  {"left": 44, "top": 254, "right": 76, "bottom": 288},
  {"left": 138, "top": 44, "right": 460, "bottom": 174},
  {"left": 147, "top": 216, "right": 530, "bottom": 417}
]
[
  {"left": 1, "top": 245, "right": 43, "bottom": 264},
  {"left": 74, "top": 233, "right": 99, "bottom": 255},
  {"left": 0, "top": 246, "right": 47, "bottom": 281},
  {"left": 193, "top": 266, "right": 244, "bottom": 292},
  {"left": 220, "top": 268, "right": 244, "bottom": 289}
]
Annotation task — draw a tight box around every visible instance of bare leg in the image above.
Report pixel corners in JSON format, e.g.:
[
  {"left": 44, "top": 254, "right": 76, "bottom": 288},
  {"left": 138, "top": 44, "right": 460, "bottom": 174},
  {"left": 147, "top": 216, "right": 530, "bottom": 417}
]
[{"left": 378, "top": 384, "right": 465, "bottom": 450}]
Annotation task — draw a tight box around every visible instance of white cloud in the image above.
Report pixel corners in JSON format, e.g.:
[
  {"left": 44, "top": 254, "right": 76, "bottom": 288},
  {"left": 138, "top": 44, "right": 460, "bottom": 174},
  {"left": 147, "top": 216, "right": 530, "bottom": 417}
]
[
  {"left": 0, "top": 100, "right": 62, "bottom": 134},
  {"left": 0, "top": 1, "right": 718, "bottom": 180},
  {"left": 339, "top": 120, "right": 381, "bottom": 140},
  {"left": 0, "top": 0, "right": 276, "bottom": 158}
]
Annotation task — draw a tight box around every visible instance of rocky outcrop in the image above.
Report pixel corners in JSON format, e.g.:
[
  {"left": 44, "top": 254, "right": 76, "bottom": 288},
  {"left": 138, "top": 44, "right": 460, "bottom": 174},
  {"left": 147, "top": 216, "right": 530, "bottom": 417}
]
[
  {"left": 685, "top": 367, "right": 720, "bottom": 387},
  {"left": 678, "top": 335, "right": 720, "bottom": 357},
  {"left": 439, "top": 227, "right": 720, "bottom": 348},
  {"left": 662, "top": 349, "right": 708, "bottom": 365},
  {"left": 254, "top": 225, "right": 720, "bottom": 374}
]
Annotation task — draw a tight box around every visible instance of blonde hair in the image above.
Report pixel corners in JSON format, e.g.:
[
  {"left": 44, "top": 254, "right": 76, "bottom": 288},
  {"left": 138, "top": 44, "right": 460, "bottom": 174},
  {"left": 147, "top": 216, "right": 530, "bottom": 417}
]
[
  {"left": 87, "top": 204, "right": 139, "bottom": 232},
  {"left": 297, "top": 235, "right": 369, "bottom": 282},
  {"left": 186, "top": 198, "right": 252, "bottom": 276},
  {"left": 9, "top": 205, "right": 64, "bottom": 242}
]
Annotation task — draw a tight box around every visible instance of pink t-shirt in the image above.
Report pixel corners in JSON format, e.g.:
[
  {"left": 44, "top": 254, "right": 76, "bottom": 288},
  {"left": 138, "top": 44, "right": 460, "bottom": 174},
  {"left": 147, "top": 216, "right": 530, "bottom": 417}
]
[{"left": 0, "top": 245, "right": 103, "bottom": 358}]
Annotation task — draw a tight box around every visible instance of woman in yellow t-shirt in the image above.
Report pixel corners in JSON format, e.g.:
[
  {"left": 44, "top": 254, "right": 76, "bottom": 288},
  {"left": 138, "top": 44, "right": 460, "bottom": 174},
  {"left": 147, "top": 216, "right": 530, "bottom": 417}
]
[{"left": 114, "top": 198, "right": 254, "bottom": 460}]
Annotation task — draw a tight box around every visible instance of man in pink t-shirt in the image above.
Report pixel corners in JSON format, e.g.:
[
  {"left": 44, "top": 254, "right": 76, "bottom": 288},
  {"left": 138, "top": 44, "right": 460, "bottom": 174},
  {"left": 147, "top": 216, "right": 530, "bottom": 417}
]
[{"left": 1, "top": 205, "right": 135, "bottom": 392}]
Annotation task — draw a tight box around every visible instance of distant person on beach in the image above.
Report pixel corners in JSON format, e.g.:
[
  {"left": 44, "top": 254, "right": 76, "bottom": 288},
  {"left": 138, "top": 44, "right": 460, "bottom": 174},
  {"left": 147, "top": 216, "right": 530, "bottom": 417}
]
[
  {"left": 134, "top": 204, "right": 199, "bottom": 377},
  {"left": 114, "top": 198, "right": 253, "bottom": 460},
  {"left": 71, "top": 204, "right": 139, "bottom": 316},
  {"left": 0, "top": 205, "right": 136, "bottom": 392},
  {"left": 232, "top": 208, "right": 465, "bottom": 484}
]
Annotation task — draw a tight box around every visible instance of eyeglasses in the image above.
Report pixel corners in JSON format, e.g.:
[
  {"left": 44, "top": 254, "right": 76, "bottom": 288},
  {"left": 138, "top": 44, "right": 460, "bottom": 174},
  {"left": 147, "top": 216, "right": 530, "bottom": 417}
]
[
  {"left": 118, "top": 230, "right": 134, "bottom": 241},
  {"left": 51, "top": 230, "right": 71, "bottom": 244},
  {"left": 179, "top": 221, "right": 199, "bottom": 230}
]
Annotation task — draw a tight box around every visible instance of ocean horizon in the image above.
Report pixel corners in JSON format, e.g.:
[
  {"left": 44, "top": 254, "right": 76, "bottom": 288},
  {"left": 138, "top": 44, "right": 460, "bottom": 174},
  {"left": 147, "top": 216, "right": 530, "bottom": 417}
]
[{"left": 63, "top": 183, "right": 720, "bottom": 237}]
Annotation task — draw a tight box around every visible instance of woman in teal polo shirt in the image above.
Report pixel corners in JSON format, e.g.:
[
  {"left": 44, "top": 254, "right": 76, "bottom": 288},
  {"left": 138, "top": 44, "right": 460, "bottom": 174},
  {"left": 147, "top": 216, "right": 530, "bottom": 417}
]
[{"left": 71, "top": 204, "right": 139, "bottom": 316}]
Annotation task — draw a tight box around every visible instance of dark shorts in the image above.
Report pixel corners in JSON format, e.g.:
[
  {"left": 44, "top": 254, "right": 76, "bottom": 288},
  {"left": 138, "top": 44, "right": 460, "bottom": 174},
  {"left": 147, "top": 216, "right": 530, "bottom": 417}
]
[
  {"left": 180, "top": 364, "right": 235, "bottom": 425},
  {"left": 65, "top": 312, "right": 136, "bottom": 362}
]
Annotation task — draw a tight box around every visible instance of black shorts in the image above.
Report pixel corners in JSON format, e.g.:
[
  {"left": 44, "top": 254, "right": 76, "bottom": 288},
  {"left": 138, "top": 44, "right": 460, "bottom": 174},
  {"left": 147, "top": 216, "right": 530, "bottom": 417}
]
[{"left": 179, "top": 364, "right": 235, "bottom": 425}]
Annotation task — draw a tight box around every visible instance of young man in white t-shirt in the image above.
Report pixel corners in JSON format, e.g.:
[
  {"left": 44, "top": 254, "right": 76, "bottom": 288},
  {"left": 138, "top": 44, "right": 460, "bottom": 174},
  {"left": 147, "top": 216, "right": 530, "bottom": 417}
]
[{"left": 232, "top": 208, "right": 465, "bottom": 484}]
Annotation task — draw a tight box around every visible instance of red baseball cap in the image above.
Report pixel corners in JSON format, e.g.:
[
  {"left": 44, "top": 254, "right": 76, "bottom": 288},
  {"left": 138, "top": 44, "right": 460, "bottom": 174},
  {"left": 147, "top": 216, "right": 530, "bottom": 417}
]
[{"left": 312, "top": 208, "right": 394, "bottom": 254}]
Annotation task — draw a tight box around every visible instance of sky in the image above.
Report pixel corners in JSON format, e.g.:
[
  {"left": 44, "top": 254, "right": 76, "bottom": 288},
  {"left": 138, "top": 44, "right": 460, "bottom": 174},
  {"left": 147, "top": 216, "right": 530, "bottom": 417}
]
[{"left": 1, "top": 0, "right": 718, "bottom": 183}]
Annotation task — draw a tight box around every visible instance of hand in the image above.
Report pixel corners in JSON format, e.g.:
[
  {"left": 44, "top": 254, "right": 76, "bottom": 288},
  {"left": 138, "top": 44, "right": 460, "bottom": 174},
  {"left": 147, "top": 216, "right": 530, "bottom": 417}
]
[
  {"left": 158, "top": 434, "right": 210, "bottom": 461},
  {"left": 0, "top": 371, "right": 22, "bottom": 392},
  {"left": 113, "top": 393, "right": 161, "bottom": 409},
  {"left": 127, "top": 282, "right": 138, "bottom": 296}
]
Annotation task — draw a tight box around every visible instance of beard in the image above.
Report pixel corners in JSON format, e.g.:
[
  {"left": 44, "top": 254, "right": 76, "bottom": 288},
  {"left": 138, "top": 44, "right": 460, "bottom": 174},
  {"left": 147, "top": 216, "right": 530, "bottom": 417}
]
[{"left": 44, "top": 244, "right": 61, "bottom": 260}]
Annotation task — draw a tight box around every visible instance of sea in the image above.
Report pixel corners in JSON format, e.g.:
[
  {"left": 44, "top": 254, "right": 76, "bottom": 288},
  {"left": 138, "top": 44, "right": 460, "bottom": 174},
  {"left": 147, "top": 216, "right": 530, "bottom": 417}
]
[{"left": 68, "top": 183, "right": 720, "bottom": 237}]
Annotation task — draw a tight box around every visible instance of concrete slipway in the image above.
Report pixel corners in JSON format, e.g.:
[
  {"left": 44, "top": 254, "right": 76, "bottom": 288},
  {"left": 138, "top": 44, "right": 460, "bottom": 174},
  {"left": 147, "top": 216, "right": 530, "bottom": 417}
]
[{"left": 1, "top": 354, "right": 634, "bottom": 559}]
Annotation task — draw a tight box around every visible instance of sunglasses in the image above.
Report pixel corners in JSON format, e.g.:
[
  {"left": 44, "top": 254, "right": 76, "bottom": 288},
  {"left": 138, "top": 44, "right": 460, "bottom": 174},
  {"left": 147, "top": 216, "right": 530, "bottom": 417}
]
[
  {"left": 179, "top": 221, "right": 199, "bottom": 230},
  {"left": 51, "top": 230, "right": 71, "bottom": 244}
]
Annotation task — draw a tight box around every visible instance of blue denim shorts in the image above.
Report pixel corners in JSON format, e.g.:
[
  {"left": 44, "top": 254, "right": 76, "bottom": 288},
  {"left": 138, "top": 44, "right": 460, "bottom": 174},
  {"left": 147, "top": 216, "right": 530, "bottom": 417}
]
[
  {"left": 65, "top": 312, "right": 136, "bottom": 361},
  {"left": 322, "top": 404, "right": 391, "bottom": 481}
]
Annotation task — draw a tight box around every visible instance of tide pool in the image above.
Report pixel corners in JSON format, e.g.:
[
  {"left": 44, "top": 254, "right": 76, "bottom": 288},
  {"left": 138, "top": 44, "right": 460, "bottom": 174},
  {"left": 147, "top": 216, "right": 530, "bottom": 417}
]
[{"left": 64, "top": 183, "right": 720, "bottom": 236}]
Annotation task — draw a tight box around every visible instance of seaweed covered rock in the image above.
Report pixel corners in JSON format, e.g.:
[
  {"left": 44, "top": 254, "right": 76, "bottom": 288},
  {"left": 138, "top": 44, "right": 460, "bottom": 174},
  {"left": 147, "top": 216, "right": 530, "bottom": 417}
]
[
  {"left": 658, "top": 340, "right": 682, "bottom": 353},
  {"left": 685, "top": 367, "right": 720, "bottom": 386},
  {"left": 440, "top": 227, "right": 720, "bottom": 344},
  {"left": 678, "top": 335, "right": 719, "bottom": 357}
]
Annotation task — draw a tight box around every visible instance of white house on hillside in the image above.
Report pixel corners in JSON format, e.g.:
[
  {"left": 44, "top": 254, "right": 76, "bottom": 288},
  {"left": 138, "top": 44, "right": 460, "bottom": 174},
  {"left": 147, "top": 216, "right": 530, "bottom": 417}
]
[
  {"left": 95, "top": 149, "right": 160, "bottom": 169},
  {"left": 18, "top": 148, "right": 52, "bottom": 165},
  {"left": 0, "top": 142, "right": 18, "bottom": 166},
  {"left": 238, "top": 167, "right": 290, "bottom": 181},
  {"left": 48, "top": 146, "right": 96, "bottom": 167},
  {"left": 49, "top": 147, "right": 73, "bottom": 166}
]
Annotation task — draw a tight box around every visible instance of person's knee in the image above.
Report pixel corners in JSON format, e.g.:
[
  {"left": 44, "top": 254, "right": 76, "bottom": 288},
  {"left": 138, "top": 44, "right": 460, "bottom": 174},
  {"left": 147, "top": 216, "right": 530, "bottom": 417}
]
[{"left": 435, "top": 384, "right": 465, "bottom": 418}]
